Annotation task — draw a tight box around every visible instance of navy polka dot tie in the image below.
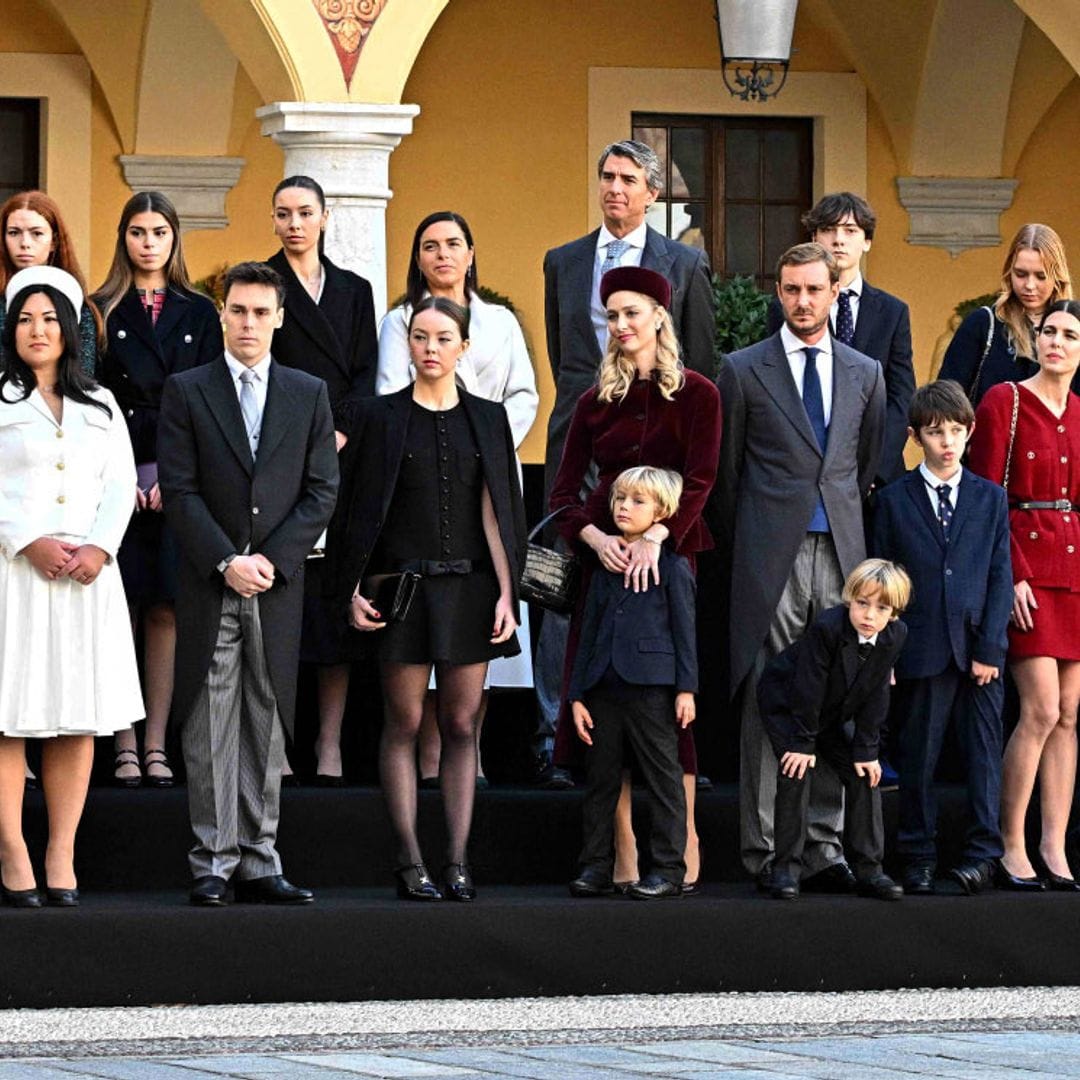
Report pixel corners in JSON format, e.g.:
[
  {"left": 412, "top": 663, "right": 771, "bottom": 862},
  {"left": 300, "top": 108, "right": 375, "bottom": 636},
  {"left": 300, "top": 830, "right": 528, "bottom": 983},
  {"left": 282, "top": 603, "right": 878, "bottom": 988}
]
[
  {"left": 936, "top": 484, "right": 953, "bottom": 541},
  {"left": 836, "top": 290, "right": 855, "bottom": 346}
]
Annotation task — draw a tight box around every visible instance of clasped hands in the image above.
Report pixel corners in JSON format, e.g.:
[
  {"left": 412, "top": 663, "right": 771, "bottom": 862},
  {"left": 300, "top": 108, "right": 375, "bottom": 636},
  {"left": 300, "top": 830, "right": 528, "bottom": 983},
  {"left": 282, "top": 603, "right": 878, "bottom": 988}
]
[
  {"left": 224, "top": 553, "right": 275, "bottom": 598},
  {"left": 21, "top": 537, "right": 107, "bottom": 585},
  {"left": 585, "top": 526, "right": 666, "bottom": 592}
]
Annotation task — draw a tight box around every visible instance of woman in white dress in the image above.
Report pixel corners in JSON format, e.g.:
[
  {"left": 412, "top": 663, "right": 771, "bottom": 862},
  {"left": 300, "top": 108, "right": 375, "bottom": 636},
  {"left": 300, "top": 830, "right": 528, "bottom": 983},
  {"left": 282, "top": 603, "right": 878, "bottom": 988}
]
[
  {"left": 378, "top": 211, "right": 539, "bottom": 785},
  {"left": 0, "top": 267, "right": 143, "bottom": 908}
]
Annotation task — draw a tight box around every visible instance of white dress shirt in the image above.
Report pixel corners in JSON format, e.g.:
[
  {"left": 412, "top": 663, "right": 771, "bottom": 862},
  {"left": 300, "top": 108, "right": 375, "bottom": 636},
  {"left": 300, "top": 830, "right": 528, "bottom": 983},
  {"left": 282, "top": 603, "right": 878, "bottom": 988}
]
[
  {"left": 224, "top": 350, "right": 271, "bottom": 451},
  {"left": 831, "top": 271, "right": 863, "bottom": 334},
  {"left": 591, "top": 220, "right": 648, "bottom": 355},
  {"left": 858, "top": 632, "right": 879, "bottom": 647},
  {"left": 919, "top": 461, "right": 962, "bottom": 517},
  {"left": 780, "top": 324, "right": 833, "bottom": 426}
]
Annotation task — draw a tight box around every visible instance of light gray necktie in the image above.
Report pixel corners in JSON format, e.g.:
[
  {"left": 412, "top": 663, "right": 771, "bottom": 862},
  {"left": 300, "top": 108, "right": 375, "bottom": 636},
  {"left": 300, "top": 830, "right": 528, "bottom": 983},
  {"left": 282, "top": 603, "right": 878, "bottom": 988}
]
[
  {"left": 602, "top": 237, "right": 628, "bottom": 274},
  {"left": 239, "top": 369, "right": 261, "bottom": 454}
]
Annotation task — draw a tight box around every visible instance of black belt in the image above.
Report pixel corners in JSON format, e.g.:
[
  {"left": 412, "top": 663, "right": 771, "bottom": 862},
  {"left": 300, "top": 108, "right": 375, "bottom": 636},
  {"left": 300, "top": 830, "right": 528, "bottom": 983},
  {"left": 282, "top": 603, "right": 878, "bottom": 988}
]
[
  {"left": 395, "top": 558, "right": 490, "bottom": 576},
  {"left": 1014, "top": 500, "right": 1073, "bottom": 511}
]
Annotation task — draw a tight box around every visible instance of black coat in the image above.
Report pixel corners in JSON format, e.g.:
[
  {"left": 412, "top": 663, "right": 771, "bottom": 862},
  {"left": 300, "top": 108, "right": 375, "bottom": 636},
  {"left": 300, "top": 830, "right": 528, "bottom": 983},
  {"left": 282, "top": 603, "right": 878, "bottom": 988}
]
[
  {"left": 766, "top": 282, "right": 914, "bottom": 485},
  {"left": 158, "top": 355, "right": 339, "bottom": 735},
  {"left": 96, "top": 286, "right": 221, "bottom": 463},
  {"left": 267, "top": 249, "right": 377, "bottom": 438},
  {"left": 330, "top": 384, "right": 527, "bottom": 615},
  {"left": 757, "top": 605, "right": 907, "bottom": 763},
  {"left": 568, "top": 548, "right": 697, "bottom": 699}
]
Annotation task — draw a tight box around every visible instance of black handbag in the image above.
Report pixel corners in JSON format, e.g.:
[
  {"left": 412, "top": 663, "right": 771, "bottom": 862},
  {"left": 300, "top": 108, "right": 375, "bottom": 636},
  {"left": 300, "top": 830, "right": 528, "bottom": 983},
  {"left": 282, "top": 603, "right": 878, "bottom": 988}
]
[
  {"left": 519, "top": 506, "right": 581, "bottom": 615},
  {"left": 359, "top": 571, "right": 423, "bottom": 623}
]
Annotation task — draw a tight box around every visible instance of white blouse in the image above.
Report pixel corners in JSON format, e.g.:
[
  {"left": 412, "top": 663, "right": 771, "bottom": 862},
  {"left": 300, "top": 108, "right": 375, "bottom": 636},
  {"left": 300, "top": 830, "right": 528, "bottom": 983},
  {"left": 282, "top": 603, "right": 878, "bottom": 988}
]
[
  {"left": 376, "top": 292, "right": 539, "bottom": 449},
  {"left": 0, "top": 385, "right": 137, "bottom": 562}
]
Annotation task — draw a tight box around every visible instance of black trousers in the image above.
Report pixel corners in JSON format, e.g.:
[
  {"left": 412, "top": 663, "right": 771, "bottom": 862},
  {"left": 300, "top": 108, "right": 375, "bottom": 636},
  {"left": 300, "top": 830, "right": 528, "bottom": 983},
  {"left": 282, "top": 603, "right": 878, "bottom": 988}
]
[
  {"left": 772, "top": 734, "right": 883, "bottom": 883},
  {"left": 892, "top": 664, "right": 1004, "bottom": 864},
  {"left": 578, "top": 676, "right": 686, "bottom": 882}
]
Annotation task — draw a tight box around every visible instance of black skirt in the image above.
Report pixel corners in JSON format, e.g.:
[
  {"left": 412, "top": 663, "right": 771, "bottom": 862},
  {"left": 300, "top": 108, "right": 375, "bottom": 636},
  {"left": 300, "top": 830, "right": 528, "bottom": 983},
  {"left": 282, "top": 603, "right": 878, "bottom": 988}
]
[{"left": 118, "top": 510, "right": 179, "bottom": 609}]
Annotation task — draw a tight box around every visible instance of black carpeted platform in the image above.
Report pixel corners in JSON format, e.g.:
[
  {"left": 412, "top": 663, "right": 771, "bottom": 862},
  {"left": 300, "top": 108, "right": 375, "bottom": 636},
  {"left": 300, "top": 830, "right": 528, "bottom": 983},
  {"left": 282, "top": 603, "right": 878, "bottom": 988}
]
[{"left": 8, "top": 785, "right": 1080, "bottom": 1009}]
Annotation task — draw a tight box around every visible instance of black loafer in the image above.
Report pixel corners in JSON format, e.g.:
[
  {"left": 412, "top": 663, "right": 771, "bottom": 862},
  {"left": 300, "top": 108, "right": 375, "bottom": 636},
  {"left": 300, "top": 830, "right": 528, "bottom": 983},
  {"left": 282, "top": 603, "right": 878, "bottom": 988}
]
[
  {"left": 857, "top": 872, "right": 904, "bottom": 901},
  {"left": 901, "top": 863, "right": 936, "bottom": 895},
  {"left": 569, "top": 870, "right": 614, "bottom": 898},
  {"left": 443, "top": 863, "right": 477, "bottom": 902},
  {"left": 680, "top": 880, "right": 702, "bottom": 897},
  {"left": 628, "top": 874, "right": 682, "bottom": 900},
  {"left": 45, "top": 886, "right": 80, "bottom": 907},
  {"left": 189, "top": 875, "right": 229, "bottom": 906},
  {"left": 994, "top": 861, "right": 1045, "bottom": 891},
  {"left": 234, "top": 874, "right": 313, "bottom": 905},
  {"left": 949, "top": 859, "right": 992, "bottom": 896},
  {"left": 768, "top": 871, "right": 800, "bottom": 900},
  {"left": 395, "top": 863, "right": 443, "bottom": 901},
  {"left": 802, "top": 862, "right": 857, "bottom": 893}
]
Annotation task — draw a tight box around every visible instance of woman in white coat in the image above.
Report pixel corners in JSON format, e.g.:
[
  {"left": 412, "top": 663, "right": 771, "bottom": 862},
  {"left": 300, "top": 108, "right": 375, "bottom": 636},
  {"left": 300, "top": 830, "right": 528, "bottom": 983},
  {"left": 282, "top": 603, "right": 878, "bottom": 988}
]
[
  {"left": 0, "top": 267, "right": 143, "bottom": 907},
  {"left": 377, "top": 211, "right": 539, "bottom": 784}
]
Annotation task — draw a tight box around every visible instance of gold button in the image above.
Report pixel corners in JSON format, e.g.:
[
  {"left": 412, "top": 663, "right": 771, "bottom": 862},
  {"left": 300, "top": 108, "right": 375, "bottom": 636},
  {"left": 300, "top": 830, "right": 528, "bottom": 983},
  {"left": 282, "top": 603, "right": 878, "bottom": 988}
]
[
  {"left": 1059, "top": 425, "right": 1067, "bottom": 433},
  {"left": 57, "top": 495, "right": 65, "bottom": 504},
  {"left": 1030, "top": 531, "right": 1038, "bottom": 539},
  {"left": 55, "top": 429, "right": 63, "bottom": 439},
  {"left": 1063, "top": 456, "right": 1069, "bottom": 464},
  {"left": 1070, "top": 546, "right": 1076, "bottom": 554},
  {"left": 1066, "top": 516, "right": 1072, "bottom": 524},
  {"left": 56, "top": 461, "right": 64, "bottom": 471}
]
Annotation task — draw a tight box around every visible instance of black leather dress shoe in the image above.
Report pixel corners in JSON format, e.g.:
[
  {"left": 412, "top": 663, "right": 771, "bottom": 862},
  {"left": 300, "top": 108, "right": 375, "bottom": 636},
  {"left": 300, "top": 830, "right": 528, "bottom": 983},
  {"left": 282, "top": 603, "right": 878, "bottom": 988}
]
[
  {"left": 949, "top": 859, "right": 992, "bottom": 896},
  {"left": 628, "top": 874, "right": 682, "bottom": 900},
  {"left": 901, "top": 863, "right": 936, "bottom": 895},
  {"left": 857, "top": 872, "right": 904, "bottom": 901},
  {"left": 994, "top": 861, "right": 1045, "bottom": 891},
  {"left": 2, "top": 884, "right": 44, "bottom": 908},
  {"left": 768, "top": 871, "right": 799, "bottom": 900},
  {"left": 189, "top": 875, "right": 229, "bottom": 906},
  {"left": 443, "top": 863, "right": 477, "bottom": 902},
  {"left": 569, "top": 870, "right": 614, "bottom": 897},
  {"left": 755, "top": 865, "right": 774, "bottom": 893},
  {"left": 802, "top": 862, "right": 857, "bottom": 893},
  {"left": 234, "top": 875, "right": 313, "bottom": 905},
  {"left": 395, "top": 863, "right": 443, "bottom": 901},
  {"left": 45, "top": 886, "right": 80, "bottom": 907},
  {"left": 531, "top": 750, "right": 573, "bottom": 790}
]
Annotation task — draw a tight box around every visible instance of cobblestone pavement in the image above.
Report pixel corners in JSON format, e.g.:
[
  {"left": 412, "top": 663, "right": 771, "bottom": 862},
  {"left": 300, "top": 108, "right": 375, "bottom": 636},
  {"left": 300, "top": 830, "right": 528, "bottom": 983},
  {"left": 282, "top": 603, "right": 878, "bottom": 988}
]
[{"left": 2, "top": 988, "right": 1079, "bottom": 1078}]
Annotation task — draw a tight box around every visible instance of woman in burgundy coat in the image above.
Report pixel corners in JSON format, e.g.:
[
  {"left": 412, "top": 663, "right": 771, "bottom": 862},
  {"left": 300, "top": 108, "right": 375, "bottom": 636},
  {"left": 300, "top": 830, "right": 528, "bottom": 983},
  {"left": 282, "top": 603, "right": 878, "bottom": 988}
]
[
  {"left": 968, "top": 299, "right": 1080, "bottom": 891},
  {"left": 548, "top": 266, "right": 722, "bottom": 891}
]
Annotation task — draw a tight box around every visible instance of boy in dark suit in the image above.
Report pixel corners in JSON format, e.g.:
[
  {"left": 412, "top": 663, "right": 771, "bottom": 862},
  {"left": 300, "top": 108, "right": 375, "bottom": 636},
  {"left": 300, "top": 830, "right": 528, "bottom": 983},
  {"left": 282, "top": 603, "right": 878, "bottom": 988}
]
[
  {"left": 568, "top": 467, "right": 696, "bottom": 901},
  {"left": 758, "top": 559, "right": 911, "bottom": 900},
  {"left": 870, "top": 380, "right": 1012, "bottom": 895}
]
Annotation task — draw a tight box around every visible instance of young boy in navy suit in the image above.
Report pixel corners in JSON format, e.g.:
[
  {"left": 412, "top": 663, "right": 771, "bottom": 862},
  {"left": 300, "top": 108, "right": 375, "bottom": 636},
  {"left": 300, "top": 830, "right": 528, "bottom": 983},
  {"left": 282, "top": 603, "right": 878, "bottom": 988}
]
[
  {"left": 758, "top": 559, "right": 911, "bottom": 901},
  {"left": 870, "top": 380, "right": 1012, "bottom": 895},
  {"left": 568, "top": 467, "right": 696, "bottom": 902}
]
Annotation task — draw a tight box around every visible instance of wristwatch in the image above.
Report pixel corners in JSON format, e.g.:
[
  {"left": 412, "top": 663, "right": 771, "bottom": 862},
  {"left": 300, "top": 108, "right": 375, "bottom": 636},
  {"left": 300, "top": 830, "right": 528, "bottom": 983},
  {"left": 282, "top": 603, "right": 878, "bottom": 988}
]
[{"left": 217, "top": 553, "right": 238, "bottom": 574}]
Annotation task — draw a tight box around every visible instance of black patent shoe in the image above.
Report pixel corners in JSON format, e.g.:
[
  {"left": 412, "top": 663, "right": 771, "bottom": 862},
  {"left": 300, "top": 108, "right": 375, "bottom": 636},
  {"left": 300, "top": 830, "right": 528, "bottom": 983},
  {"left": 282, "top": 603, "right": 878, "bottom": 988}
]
[
  {"left": 113, "top": 748, "right": 142, "bottom": 789},
  {"left": 443, "top": 863, "right": 477, "bottom": 902},
  {"left": 993, "top": 860, "right": 1045, "bottom": 891},
  {"left": 143, "top": 749, "right": 175, "bottom": 789},
  {"left": 901, "top": 862, "right": 936, "bottom": 895},
  {"left": 628, "top": 874, "right": 682, "bottom": 900},
  {"left": 45, "top": 886, "right": 80, "bottom": 907},
  {"left": 570, "top": 870, "right": 615, "bottom": 898},
  {"left": 234, "top": 875, "right": 314, "bottom": 905},
  {"left": 395, "top": 863, "right": 443, "bottom": 901},
  {"left": 2, "top": 884, "right": 44, "bottom": 908}
]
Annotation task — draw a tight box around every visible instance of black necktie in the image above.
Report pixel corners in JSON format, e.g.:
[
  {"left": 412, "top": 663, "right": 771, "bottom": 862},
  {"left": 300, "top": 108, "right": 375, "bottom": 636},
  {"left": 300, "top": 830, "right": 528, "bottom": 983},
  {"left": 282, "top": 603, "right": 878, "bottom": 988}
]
[
  {"left": 836, "top": 290, "right": 856, "bottom": 345},
  {"left": 857, "top": 641, "right": 873, "bottom": 664},
  {"left": 937, "top": 484, "right": 953, "bottom": 541}
]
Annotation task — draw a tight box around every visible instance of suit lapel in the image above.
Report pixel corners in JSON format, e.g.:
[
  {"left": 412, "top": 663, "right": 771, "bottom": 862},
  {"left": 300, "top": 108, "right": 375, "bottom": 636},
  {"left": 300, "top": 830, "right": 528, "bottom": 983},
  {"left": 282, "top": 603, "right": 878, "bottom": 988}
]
[
  {"left": 255, "top": 361, "right": 296, "bottom": 467},
  {"left": 902, "top": 468, "right": 945, "bottom": 549},
  {"left": 752, "top": 335, "right": 821, "bottom": 455},
  {"left": 642, "top": 227, "right": 675, "bottom": 279},
  {"left": 380, "top": 386, "right": 413, "bottom": 520},
  {"left": 852, "top": 283, "right": 880, "bottom": 355},
  {"left": 152, "top": 288, "right": 191, "bottom": 356},
  {"left": 270, "top": 250, "right": 347, "bottom": 377},
  {"left": 947, "top": 470, "right": 974, "bottom": 547},
  {"left": 823, "top": 342, "right": 862, "bottom": 471},
  {"left": 116, "top": 289, "right": 160, "bottom": 359},
  {"left": 840, "top": 626, "right": 861, "bottom": 689},
  {"left": 569, "top": 230, "right": 603, "bottom": 362},
  {"left": 199, "top": 356, "right": 253, "bottom": 476}
]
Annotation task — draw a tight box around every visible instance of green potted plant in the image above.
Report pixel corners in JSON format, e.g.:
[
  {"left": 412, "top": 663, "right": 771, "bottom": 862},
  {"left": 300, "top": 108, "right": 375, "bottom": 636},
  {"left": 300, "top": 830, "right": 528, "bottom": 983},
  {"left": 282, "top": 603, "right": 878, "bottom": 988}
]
[{"left": 712, "top": 273, "right": 770, "bottom": 373}]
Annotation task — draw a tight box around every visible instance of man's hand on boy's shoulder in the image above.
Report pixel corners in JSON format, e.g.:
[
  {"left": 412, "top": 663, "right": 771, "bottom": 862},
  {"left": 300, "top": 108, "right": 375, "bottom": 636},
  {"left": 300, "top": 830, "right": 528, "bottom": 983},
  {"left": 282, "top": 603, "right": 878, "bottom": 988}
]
[
  {"left": 572, "top": 700, "right": 594, "bottom": 746},
  {"left": 779, "top": 751, "right": 815, "bottom": 780},
  {"left": 675, "top": 691, "right": 695, "bottom": 728},
  {"left": 970, "top": 660, "right": 999, "bottom": 686},
  {"left": 854, "top": 759, "right": 882, "bottom": 788}
]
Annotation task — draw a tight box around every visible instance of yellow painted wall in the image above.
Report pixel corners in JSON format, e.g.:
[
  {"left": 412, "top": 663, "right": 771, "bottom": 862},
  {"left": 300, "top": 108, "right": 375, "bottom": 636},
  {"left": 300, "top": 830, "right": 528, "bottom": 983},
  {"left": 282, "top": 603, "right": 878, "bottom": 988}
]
[{"left": 0, "top": 0, "right": 78, "bottom": 50}]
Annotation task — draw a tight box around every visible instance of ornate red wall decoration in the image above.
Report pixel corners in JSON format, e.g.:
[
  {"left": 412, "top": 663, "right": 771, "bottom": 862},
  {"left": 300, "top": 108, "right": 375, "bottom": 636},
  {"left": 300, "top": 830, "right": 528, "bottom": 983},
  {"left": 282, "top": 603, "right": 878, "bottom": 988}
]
[{"left": 312, "top": 0, "right": 389, "bottom": 90}]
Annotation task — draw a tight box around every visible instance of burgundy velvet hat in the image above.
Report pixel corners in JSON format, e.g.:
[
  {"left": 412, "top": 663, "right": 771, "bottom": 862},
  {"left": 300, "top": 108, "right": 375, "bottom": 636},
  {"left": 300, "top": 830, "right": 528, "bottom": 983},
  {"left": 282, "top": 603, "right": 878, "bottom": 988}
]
[{"left": 599, "top": 265, "right": 672, "bottom": 310}]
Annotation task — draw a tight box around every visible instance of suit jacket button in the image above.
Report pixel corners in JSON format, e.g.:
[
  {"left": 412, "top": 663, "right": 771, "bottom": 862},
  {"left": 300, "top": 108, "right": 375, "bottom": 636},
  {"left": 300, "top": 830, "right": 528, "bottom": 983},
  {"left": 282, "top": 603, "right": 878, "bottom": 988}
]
[
  {"left": 944, "top": 568, "right": 952, "bottom": 576},
  {"left": 184, "top": 334, "right": 193, "bottom": 343},
  {"left": 252, "top": 506, "right": 260, "bottom": 515},
  {"left": 117, "top": 330, "right": 126, "bottom": 339}
]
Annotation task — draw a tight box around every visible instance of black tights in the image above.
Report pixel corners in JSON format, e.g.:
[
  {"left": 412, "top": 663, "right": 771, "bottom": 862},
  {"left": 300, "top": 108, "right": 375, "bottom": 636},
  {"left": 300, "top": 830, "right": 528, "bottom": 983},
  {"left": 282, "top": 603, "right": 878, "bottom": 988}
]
[{"left": 379, "top": 660, "right": 487, "bottom": 867}]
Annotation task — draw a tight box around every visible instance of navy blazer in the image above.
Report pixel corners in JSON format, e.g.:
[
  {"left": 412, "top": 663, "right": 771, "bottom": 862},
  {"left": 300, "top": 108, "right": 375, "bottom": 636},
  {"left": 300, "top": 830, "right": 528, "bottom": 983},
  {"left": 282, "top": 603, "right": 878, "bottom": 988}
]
[
  {"left": 757, "top": 604, "right": 906, "bottom": 763},
  {"left": 869, "top": 467, "right": 1012, "bottom": 678},
  {"left": 767, "top": 281, "right": 914, "bottom": 485},
  {"left": 568, "top": 548, "right": 697, "bottom": 700}
]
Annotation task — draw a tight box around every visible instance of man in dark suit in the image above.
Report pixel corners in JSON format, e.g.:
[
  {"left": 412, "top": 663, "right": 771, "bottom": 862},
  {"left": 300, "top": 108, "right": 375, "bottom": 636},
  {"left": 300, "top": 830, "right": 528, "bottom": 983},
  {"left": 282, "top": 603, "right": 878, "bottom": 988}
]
[
  {"left": 533, "top": 139, "right": 714, "bottom": 784},
  {"left": 714, "top": 242, "right": 886, "bottom": 886},
  {"left": 870, "top": 380, "right": 1012, "bottom": 895},
  {"left": 765, "top": 192, "right": 914, "bottom": 486},
  {"left": 159, "top": 262, "right": 338, "bottom": 907}
]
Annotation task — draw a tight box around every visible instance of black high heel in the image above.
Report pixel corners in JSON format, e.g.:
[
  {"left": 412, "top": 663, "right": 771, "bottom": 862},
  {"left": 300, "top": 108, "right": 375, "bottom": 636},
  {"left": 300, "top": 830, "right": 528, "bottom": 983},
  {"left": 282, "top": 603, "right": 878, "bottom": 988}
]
[
  {"left": 2, "top": 884, "right": 44, "bottom": 908},
  {"left": 1033, "top": 854, "right": 1080, "bottom": 892},
  {"left": 443, "top": 863, "right": 476, "bottom": 902},
  {"left": 45, "top": 886, "right": 80, "bottom": 907},
  {"left": 394, "top": 863, "right": 443, "bottom": 901},
  {"left": 993, "top": 860, "right": 1045, "bottom": 891}
]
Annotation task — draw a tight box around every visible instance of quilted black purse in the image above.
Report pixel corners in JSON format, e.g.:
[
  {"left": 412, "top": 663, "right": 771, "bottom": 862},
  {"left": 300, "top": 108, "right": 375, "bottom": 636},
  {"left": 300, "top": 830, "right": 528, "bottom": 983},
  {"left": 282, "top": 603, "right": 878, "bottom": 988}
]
[{"left": 519, "top": 506, "right": 581, "bottom": 615}]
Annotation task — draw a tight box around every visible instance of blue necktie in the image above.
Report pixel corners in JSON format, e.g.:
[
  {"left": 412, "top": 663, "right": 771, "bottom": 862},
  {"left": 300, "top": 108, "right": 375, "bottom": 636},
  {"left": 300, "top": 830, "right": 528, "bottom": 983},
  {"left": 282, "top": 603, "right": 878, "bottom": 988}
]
[
  {"left": 937, "top": 484, "right": 953, "bottom": 541},
  {"left": 835, "top": 290, "right": 856, "bottom": 345},
  {"left": 802, "top": 346, "right": 830, "bottom": 533},
  {"left": 602, "top": 238, "right": 628, "bottom": 274}
]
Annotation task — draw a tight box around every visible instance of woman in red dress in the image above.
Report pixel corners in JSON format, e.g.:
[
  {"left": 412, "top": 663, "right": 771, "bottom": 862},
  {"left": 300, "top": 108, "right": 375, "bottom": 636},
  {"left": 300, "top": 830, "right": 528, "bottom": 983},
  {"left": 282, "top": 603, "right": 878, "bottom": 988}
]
[
  {"left": 968, "top": 299, "right": 1080, "bottom": 891},
  {"left": 548, "top": 266, "right": 721, "bottom": 891}
]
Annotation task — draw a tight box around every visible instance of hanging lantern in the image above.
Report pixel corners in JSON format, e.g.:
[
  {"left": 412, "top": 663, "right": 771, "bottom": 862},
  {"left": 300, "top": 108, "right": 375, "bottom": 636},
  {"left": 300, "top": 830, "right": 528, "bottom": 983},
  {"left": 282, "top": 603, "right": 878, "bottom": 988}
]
[{"left": 714, "top": 0, "right": 798, "bottom": 102}]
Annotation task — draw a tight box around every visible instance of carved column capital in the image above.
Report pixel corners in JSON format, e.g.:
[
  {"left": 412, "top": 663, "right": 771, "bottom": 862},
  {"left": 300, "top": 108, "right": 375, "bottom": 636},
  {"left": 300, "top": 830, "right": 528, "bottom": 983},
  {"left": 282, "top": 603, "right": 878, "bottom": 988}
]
[
  {"left": 896, "top": 177, "right": 1019, "bottom": 259},
  {"left": 118, "top": 155, "right": 246, "bottom": 232}
]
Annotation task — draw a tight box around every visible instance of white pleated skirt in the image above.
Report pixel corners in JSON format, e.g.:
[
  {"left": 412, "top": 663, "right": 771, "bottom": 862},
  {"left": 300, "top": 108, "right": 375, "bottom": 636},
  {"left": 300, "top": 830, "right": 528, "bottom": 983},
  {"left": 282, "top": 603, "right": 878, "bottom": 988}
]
[{"left": 0, "top": 545, "right": 144, "bottom": 737}]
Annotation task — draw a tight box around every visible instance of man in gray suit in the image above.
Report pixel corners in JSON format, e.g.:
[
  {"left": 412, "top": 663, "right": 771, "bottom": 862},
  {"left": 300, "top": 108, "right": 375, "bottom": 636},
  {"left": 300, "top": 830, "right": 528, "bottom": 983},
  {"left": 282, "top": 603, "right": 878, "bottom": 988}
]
[
  {"left": 533, "top": 139, "right": 715, "bottom": 784},
  {"left": 159, "top": 262, "right": 338, "bottom": 906},
  {"left": 715, "top": 243, "right": 885, "bottom": 887}
]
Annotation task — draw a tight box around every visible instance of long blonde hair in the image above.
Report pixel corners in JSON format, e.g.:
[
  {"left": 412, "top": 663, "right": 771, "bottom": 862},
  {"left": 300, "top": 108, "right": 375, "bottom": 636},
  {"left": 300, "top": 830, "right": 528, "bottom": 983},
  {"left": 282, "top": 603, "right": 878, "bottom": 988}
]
[
  {"left": 995, "top": 223, "right": 1071, "bottom": 360},
  {"left": 596, "top": 303, "right": 685, "bottom": 403}
]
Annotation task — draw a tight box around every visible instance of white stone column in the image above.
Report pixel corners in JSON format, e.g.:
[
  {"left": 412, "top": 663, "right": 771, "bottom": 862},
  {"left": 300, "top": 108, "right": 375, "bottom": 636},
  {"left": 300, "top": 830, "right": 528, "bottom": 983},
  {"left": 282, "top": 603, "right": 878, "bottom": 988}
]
[{"left": 257, "top": 102, "right": 420, "bottom": 317}]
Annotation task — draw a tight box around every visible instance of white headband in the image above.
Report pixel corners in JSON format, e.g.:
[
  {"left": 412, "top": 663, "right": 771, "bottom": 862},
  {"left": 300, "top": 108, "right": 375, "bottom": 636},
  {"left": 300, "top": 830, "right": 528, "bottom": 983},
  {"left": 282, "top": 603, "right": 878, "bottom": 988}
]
[{"left": 5, "top": 265, "right": 83, "bottom": 317}]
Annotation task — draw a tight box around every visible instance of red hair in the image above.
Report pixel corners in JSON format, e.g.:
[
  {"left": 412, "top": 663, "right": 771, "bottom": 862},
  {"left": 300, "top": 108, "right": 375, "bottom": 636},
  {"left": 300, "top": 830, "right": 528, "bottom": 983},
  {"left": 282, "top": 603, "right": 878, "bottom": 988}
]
[{"left": 0, "top": 190, "right": 87, "bottom": 294}]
